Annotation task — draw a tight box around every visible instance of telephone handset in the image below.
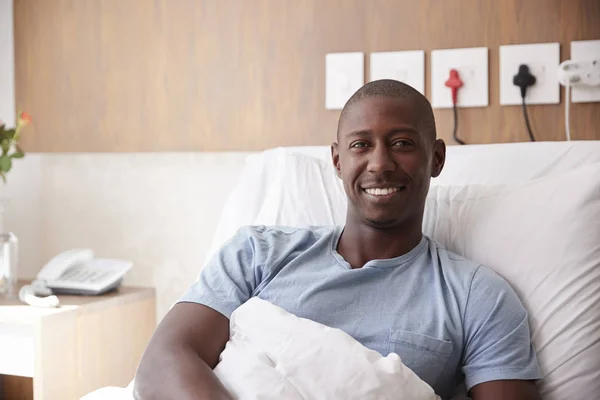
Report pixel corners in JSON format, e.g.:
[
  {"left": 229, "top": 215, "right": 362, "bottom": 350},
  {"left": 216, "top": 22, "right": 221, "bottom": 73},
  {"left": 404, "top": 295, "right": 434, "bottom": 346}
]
[{"left": 19, "top": 249, "right": 132, "bottom": 307}]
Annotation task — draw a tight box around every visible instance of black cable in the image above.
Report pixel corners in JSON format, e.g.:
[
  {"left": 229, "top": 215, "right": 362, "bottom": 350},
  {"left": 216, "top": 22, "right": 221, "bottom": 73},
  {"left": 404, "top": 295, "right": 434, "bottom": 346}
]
[
  {"left": 513, "top": 64, "right": 536, "bottom": 142},
  {"left": 452, "top": 104, "right": 466, "bottom": 145},
  {"left": 521, "top": 97, "right": 536, "bottom": 142}
]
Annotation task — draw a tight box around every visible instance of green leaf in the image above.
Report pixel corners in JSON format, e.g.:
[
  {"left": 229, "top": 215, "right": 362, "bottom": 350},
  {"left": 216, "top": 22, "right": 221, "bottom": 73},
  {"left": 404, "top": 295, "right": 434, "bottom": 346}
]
[
  {"left": 0, "top": 129, "right": 14, "bottom": 141},
  {"left": 0, "top": 155, "right": 12, "bottom": 172},
  {"left": 1, "top": 139, "right": 9, "bottom": 155},
  {"left": 12, "top": 145, "right": 25, "bottom": 159}
]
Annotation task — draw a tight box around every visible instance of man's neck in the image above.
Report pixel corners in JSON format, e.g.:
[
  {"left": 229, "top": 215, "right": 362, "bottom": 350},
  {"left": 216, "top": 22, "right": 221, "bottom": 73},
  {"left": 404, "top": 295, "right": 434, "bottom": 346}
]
[{"left": 337, "top": 219, "right": 424, "bottom": 269}]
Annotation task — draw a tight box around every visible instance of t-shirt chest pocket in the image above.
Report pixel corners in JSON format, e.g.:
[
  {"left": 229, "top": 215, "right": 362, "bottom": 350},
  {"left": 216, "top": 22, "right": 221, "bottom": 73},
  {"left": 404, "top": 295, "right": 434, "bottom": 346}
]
[{"left": 388, "top": 329, "right": 454, "bottom": 387}]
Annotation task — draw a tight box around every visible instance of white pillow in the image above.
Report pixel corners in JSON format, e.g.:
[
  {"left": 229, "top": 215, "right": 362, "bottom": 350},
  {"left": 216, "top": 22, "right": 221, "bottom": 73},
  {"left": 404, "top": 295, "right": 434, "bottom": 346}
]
[
  {"left": 203, "top": 150, "right": 347, "bottom": 266},
  {"left": 203, "top": 148, "right": 304, "bottom": 265},
  {"left": 432, "top": 141, "right": 600, "bottom": 186},
  {"left": 253, "top": 151, "right": 346, "bottom": 227},
  {"left": 215, "top": 297, "right": 440, "bottom": 400},
  {"left": 423, "top": 163, "right": 600, "bottom": 400}
]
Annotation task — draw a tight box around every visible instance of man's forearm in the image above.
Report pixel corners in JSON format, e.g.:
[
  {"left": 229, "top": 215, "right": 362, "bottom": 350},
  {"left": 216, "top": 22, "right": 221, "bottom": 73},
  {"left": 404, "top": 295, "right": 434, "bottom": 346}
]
[{"left": 133, "top": 345, "right": 233, "bottom": 400}]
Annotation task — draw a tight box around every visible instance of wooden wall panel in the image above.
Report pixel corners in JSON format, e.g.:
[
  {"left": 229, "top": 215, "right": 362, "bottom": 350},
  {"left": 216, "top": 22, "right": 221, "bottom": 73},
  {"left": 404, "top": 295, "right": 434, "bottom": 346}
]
[
  {"left": 0, "top": 375, "right": 33, "bottom": 400},
  {"left": 13, "top": 0, "right": 600, "bottom": 152}
]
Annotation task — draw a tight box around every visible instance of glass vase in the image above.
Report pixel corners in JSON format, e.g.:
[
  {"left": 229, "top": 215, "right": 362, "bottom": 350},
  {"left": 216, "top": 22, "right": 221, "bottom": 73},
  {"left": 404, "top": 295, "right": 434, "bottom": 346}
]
[{"left": 0, "top": 200, "right": 19, "bottom": 298}]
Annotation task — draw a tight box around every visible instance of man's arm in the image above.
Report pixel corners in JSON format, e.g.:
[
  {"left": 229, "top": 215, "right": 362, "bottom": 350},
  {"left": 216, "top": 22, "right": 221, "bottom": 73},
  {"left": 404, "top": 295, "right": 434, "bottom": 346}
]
[
  {"left": 133, "top": 302, "right": 233, "bottom": 400},
  {"left": 470, "top": 380, "right": 541, "bottom": 400}
]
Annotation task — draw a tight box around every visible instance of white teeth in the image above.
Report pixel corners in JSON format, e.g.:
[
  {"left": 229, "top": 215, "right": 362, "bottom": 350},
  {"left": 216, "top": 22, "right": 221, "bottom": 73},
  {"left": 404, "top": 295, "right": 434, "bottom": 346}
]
[{"left": 365, "top": 187, "right": 400, "bottom": 196}]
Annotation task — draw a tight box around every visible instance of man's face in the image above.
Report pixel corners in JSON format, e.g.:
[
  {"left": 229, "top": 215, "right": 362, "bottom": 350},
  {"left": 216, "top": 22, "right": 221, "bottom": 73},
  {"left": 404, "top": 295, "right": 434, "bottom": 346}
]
[{"left": 332, "top": 96, "right": 445, "bottom": 229}]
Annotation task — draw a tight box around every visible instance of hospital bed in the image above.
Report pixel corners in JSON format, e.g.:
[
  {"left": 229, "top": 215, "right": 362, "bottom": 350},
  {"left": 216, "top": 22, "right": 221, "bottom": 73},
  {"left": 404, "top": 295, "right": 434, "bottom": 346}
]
[{"left": 84, "top": 140, "right": 600, "bottom": 400}]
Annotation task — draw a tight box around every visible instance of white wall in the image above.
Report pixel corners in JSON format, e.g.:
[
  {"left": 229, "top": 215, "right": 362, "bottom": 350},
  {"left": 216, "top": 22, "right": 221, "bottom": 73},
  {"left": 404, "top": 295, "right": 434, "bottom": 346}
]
[
  {"left": 7, "top": 152, "right": 249, "bottom": 321},
  {"left": 42, "top": 152, "right": 249, "bottom": 319},
  {"left": 2, "top": 155, "right": 44, "bottom": 287},
  {"left": 0, "top": 0, "right": 15, "bottom": 126}
]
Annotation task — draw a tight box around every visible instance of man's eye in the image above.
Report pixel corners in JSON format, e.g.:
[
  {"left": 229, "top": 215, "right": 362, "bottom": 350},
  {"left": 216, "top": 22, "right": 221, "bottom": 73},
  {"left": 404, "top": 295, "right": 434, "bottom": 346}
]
[
  {"left": 351, "top": 141, "right": 368, "bottom": 148},
  {"left": 393, "top": 140, "right": 413, "bottom": 146}
]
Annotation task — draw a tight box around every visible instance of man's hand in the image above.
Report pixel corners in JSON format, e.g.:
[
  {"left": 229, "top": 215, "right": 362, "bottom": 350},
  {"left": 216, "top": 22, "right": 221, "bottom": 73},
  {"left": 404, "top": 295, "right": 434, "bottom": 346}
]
[
  {"left": 133, "top": 302, "right": 233, "bottom": 400},
  {"left": 470, "top": 380, "right": 541, "bottom": 400}
]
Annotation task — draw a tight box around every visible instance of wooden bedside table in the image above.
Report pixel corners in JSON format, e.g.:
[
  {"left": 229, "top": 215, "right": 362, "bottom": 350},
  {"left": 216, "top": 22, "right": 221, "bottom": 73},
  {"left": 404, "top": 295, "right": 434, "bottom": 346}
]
[{"left": 0, "top": 281, "right": 156, "bottom": 400}]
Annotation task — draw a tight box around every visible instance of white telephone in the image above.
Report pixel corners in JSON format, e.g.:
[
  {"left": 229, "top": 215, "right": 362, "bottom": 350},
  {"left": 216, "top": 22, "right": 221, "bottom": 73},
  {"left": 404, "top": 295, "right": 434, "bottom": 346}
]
[{"left": 19, "top": 249, "right": 132, "bottom": 307}]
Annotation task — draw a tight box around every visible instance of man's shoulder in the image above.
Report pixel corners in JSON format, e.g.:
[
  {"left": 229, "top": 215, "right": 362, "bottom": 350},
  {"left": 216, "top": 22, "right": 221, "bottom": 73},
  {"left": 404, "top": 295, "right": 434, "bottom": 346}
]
[
  {"left": 240, "top": 225, "right": 337, "bottom": 235},
  {"left": 228, "top": 225, "right": 339, "bottom": 252},
  {"left": 426, "top": 238, "right": 515, "bottom": 297},
  {"left": 427, "top": 238, "right": 481, "bottom": 278}
]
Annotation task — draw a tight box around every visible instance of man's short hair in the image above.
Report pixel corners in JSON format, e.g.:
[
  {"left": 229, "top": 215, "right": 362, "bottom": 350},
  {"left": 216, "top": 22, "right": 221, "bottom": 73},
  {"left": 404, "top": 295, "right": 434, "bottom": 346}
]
[{"left": 337, "top": 79, "right": 437, "bottom": 142}]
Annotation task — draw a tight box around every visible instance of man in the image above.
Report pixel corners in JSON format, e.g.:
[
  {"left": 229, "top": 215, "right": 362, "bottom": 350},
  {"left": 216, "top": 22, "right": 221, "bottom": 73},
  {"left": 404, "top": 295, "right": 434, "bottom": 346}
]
[{"left": 134, "top": 80, "right": 542, "bottom": 400}]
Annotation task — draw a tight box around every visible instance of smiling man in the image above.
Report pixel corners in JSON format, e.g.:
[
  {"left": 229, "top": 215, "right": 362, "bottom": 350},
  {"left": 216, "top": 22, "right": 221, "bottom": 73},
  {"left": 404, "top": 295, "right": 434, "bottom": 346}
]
[{"left": 133, "top": 80, "right": 542, "bottom": 400}]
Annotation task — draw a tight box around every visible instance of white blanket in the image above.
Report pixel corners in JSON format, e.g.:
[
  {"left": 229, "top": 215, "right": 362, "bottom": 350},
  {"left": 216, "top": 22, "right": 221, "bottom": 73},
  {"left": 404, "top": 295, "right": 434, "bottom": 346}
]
[
  {"left": 81, "top": 298, "right": 439, "bottom": 400},
  {"left": 214, "top": 297, "right": 439, "bottom": 400}
]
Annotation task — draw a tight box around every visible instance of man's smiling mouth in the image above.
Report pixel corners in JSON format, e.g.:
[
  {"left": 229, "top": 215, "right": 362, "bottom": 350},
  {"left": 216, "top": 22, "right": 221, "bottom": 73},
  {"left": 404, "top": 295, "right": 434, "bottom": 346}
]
[{"left": 362, "top": 186, "right": 406, "bottom": 196}]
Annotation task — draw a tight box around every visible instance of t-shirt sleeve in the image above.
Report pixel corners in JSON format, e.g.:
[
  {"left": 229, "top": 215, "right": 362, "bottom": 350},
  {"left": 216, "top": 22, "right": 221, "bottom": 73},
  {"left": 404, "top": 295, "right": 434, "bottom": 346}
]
[
  {"left": 177, "top": 227, "right": 267, "bottom": 318},
  {"left": 462, "top": 265, "right": 543, "bottom": 391}
]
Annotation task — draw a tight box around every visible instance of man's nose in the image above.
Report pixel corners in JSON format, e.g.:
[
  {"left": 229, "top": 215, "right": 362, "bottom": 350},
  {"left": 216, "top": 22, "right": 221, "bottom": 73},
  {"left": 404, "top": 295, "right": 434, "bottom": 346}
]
[{"left": 367, "top": 145, "right": 396, "bottom": 174}]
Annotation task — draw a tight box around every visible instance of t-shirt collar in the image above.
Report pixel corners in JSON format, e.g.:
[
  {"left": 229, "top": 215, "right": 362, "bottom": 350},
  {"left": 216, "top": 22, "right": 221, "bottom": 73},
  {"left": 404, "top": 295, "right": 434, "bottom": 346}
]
[{"left": 330, "top": 225, "right": 428, "bottom": 269}]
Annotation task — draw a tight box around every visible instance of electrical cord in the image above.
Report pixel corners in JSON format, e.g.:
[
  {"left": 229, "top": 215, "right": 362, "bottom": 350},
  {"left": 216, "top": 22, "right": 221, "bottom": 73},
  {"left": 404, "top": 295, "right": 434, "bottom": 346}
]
[
  {"left": 521, "top": 97, "right": 535, "bottom": 142},
  {"left": 445, "top": 69, "right": 466, "bottom": 145},
  {"left": 513, "top": 64, "right": 536, "bottom": 142},
  {"left": 565, "top": 81, "right": 571, "bottom": 141},
  {"left": 452, "top": 103, "right": 465, "bottom": 145}
]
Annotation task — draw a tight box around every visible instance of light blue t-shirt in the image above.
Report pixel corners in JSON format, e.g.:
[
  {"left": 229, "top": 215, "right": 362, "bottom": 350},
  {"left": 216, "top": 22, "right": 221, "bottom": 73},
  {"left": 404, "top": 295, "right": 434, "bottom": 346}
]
[{"left": 179, "top": 225, "right": 542, "bottom": 399}]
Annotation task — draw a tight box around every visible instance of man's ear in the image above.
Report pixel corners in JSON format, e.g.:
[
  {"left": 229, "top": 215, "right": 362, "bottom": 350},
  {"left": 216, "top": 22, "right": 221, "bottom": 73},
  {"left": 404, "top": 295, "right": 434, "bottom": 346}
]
[
  {"left": 431, "top": 139, "right": 446, "bottom": 178},
  {"left": 331, "top": 142, "right": 342, "bottom": 179}
]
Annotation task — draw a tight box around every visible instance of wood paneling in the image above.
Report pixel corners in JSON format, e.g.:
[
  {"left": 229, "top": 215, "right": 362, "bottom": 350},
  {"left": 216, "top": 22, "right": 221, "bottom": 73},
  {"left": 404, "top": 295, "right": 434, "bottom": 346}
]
[
  {"left": 0, "top": 375, "right": 33, "bottom": 400},
  {"left": 13, "top": 0, "right": 600, "bottom": 152}
]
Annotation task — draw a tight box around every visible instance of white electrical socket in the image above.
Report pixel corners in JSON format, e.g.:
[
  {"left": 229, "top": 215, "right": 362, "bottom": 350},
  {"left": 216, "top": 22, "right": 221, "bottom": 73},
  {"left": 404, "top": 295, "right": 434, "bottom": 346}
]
[
  {"left": 499, "top": 43, "right": 560, "bottom": 105},
  {"left": 559, "top": 59, "right": 600, "bottom": 87},
  {"left": 325, "top": 52, "right": 364, "bottom": 110},
  {"left": 430, "top": 47, "right": 488, "bottom": 108},
  {"left": 370, "top": 51, "right": 425, "bottom": 95},
  {"left": 570, "top": 40, "right": 600, "bottom": 103}
]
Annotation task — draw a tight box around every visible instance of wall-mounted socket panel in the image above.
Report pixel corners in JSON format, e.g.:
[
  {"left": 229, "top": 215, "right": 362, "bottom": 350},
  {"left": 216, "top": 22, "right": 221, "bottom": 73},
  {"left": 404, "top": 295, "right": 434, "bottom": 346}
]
[
  {"left": 571, "top": 40, "right": 600, "bottom": 103},
  {"left": 325, "top": 52, "right": 364, "bottom": 110},
  {"left": 370, "top": 50, "right": 425, "bottom": 95},
  {"left": 499, "top": 42, "right": 560, "bottom": 106},
  {"left": 431, "top": 47, "right": 488, "bottom": 108}
]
